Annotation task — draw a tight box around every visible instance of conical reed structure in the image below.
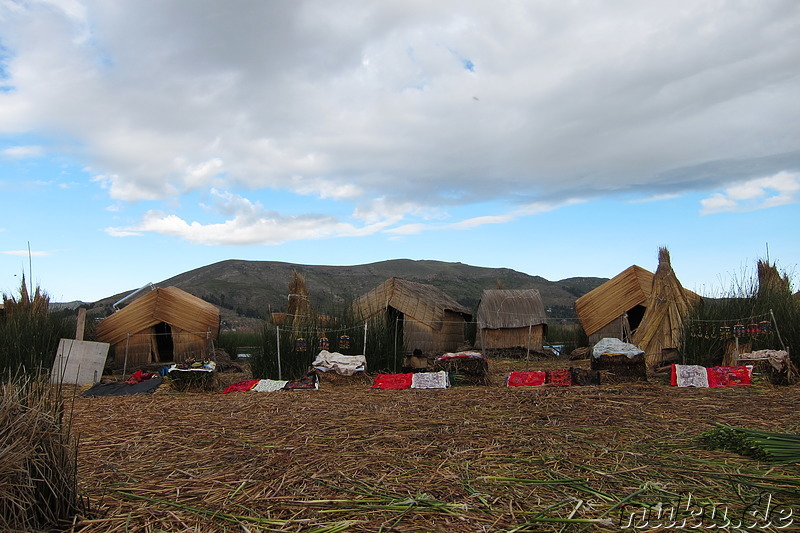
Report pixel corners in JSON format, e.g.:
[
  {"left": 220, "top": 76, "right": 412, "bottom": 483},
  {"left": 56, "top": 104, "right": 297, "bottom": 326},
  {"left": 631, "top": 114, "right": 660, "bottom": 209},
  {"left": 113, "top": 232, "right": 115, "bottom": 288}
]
[{"left": 632, "top": 247, "right": 697, "bottom": 370}]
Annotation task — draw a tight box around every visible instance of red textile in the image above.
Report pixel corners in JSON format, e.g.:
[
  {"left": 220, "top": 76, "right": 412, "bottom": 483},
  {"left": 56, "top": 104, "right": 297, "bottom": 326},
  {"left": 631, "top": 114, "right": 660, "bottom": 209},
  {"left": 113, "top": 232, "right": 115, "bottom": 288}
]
[
  {"left": 124, "top": 370, "right": 155, "bottom": 385},
  {"left": 546, "top": 368, "right": 574, "bottom": 387},
  {"left": 670, "top": 364, "right": 677, "bottom": 386},
  {"left": 371, "top": 373, "right": 413, "bottom": 389},
  {"left": 707, "top": 366, "right": 751, "bottom": 387},
  {"left": 507, "top": 371, "right": 547, "bottom": 387},
  {"left": 222, "top": 379, "right": 260, "bottom": 394}
]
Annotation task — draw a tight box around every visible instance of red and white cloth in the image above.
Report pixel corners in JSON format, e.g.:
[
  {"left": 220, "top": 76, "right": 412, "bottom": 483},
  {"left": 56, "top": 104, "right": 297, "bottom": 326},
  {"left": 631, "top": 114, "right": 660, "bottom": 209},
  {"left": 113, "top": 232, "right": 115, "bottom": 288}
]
[{"left": 670, "top": 364, "right": 751, "bottom": 387}]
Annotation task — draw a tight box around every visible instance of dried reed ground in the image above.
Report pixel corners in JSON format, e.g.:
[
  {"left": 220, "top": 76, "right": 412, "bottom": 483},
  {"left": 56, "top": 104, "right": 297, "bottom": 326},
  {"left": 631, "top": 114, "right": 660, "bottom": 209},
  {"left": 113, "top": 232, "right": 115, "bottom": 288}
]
[{"left": 65, "top": 360, "right": 800, "bottom": 532}]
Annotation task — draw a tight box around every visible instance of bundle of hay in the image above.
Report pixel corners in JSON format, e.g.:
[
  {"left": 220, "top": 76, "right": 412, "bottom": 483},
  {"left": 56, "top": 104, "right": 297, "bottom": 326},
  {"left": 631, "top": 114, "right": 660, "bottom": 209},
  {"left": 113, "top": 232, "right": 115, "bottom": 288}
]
[
  {"left": 0, "top": 378, "right": 83, "bottom": 531},
  {"left": 632, "top": 247, "right": 697, "bottom": 370},
  {"left": 432, "top": 353, "right": 489, "bottom": 386}
]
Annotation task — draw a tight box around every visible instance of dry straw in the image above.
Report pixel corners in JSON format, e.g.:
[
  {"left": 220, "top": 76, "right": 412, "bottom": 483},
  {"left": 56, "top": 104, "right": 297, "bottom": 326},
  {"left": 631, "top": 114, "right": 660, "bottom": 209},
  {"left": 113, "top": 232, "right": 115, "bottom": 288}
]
[{"left": 63, "top": 358, "right": 800, "bottom": 532}]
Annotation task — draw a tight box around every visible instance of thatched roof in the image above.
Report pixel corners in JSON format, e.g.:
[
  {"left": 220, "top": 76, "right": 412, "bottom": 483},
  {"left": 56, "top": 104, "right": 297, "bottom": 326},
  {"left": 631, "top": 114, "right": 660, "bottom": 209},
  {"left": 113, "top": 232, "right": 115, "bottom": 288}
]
[
  {"left": 95, "top": 286, "right": 220, "bottom": 346},
  {"left": 574, "top": 265, "right": 653, "bottom": 336},
  {"left": 631, "top": 247, "right": 697, "bottom": 369},
  {"left": 353, "top": 277, "right": 471, "bottom": 329},
  {"left": 476, "top": 289, "right": 547, "bottom": 330}
]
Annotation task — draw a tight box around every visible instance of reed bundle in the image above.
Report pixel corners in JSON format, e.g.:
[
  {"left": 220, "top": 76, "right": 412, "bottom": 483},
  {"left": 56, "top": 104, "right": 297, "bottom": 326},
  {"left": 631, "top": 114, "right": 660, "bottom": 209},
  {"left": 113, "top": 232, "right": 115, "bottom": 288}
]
[
  {"left": 701, "top": 424, "right": 800, "bottom": 463},
  {"left": 0, "top": 377, "right": 83, "bottom": 531}
]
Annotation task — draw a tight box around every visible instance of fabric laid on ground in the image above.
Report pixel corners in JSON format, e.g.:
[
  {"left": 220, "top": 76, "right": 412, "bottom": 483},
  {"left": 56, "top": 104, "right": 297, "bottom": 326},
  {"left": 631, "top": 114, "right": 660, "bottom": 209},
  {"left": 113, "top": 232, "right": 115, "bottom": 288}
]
[
  {"left": 222, "top": 379, "right": 260, "bottom": 394},
  {"left": 284, "top": 373, "right": 319, "bottom": 390},
  {"left": 507, "top": 371, "right": 547, "bottom": 387},
  {"left": 371, "top": 373, "right": 414, "bottom": 389},
  {"left": 252, "top": 379, "right": 289, "bottom": 392},
  {"left": 410, "top": 371, "right": 450, "bottom": 389},
  {"left": 671, "top": 364, "right": 753, "bottom": 388},
  {"left": 312, "top": 351, "right": 367, "bottom": 376},
  {"left": 82, "top": 377, "right": 163, "bottom": 397},
  {"left": 546, "top": 368, "right": 574, "bottom": 387},
  {"left": 592, "top": 338, "right": 644, "bottom": 359},
  {"left": 707, "top": 366, "right": 752, "bottom": 388},
  {"left": 671, "top": 365, "right": 710, "bottom": 387}
]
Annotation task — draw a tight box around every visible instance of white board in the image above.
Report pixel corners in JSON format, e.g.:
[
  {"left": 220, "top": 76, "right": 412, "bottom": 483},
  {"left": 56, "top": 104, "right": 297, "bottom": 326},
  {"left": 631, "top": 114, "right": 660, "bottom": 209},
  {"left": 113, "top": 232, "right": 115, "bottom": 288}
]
[{"left": 50, "top": 339, "right": 110, "bottom": 385}]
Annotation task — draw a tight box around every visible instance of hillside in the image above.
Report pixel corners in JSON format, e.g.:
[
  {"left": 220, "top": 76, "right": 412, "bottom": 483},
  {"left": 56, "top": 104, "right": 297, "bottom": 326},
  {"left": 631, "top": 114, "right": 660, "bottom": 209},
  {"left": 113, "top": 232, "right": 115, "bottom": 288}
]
[{"left": 90, "top": 259, "right": 607, "bottom": 322}]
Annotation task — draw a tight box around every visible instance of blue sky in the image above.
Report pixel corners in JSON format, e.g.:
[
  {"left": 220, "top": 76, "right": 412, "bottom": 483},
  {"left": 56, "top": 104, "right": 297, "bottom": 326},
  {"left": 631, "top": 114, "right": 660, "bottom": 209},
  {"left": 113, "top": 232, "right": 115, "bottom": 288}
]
[{"left": 1, "top": 1, "right": 799, "bottom": 303}]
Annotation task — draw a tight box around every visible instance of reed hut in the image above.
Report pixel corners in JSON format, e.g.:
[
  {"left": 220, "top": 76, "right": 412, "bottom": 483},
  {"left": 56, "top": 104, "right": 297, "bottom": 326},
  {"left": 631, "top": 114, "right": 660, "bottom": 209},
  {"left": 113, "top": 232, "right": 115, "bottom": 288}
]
[
  {"left": 353, "top": 277, "right": 471, "bottom": 355},
  {"left": 475, "top": 289, "right": 548, "bottom": 357},
  {"left": 574, "top": 265, "right": 653, "bottom": 344},
  {"left": 94, "top": 286, "right": 220, "bottom": 367},
  {"left": 631, "top": 247, "right": 700, "bottom": 370}
]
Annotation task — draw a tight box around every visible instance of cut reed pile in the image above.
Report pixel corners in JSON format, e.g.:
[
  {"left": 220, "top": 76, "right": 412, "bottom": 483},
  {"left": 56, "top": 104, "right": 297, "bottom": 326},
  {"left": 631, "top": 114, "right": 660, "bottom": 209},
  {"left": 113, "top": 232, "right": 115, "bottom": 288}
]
[
  {"left": 65, "top": 360, "right": 800, "bottom": 532},
  {"left": 1, "top": 377, "right": 83, "bottom": 532}
]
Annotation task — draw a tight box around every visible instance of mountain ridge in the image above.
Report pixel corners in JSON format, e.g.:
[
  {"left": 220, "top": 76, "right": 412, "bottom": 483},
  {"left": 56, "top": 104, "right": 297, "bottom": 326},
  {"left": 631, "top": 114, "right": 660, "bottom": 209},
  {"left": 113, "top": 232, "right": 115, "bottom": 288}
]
[{"left": 88, "top": 259, "right": 608, "bottom": 321}]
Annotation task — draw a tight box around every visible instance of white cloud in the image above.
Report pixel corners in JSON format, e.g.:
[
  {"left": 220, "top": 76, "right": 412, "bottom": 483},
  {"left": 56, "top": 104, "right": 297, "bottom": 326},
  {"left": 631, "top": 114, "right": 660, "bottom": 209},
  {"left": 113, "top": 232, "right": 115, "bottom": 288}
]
[
  {"left": 2, "top": 250, "right": 49, "bottom": 257},
  {"left": 106, "top": 190, "right": 392, "bottom": 245},
  {"left": 1, "top": 0, "right": 799, "bottom": 239},
  {"left": 1, "top": 145, "right": 44, "bottom": 158},
  {"left": 700, "top": 172, "right": 800, "bottom": 214}
]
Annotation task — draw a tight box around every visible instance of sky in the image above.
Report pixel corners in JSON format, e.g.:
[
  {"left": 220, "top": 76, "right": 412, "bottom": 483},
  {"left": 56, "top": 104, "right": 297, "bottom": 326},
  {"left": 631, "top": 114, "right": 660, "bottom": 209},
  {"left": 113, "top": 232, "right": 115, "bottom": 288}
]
[{"left": 1, "top": 0, "right": 799, "bottom": 303}]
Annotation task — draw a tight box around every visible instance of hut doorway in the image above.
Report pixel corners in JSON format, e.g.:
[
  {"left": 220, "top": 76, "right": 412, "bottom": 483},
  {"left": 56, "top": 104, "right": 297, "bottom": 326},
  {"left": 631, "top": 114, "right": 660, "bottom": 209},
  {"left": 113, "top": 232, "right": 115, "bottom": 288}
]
[
  {"left": 627, "top": 305, "right": 646, "bottom": 331},
  {"left": 154, "top": 322, "right": 174, "bottom": 362}
]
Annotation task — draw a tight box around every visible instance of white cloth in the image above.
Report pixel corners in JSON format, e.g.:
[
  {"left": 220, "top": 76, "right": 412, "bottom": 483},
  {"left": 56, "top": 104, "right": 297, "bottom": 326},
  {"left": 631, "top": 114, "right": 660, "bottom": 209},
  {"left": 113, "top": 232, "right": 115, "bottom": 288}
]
[
  {"left": 251, "top": 379, "right": 289, "bottom": 392},
  {"left": 674, "top": 364, "right": 709, "bottom": 387},
  {"left": 312, "top": 351, "right": 366, "bottom": 376},
  {"left": 738, "top": 349, "right": 790, "bottom": 372},
  {"left": 592, "top": 338, "right": 644, "bottom": 359},
  {"left": 411, "top": 371, "right": 450, "bottom": 389}
]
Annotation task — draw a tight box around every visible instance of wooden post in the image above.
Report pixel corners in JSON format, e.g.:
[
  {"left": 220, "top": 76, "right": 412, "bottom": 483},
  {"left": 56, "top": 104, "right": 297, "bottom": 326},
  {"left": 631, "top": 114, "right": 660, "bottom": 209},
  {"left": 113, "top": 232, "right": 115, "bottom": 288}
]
[{"left": 75, "top": 308, "right": 87, "bottom": 341}]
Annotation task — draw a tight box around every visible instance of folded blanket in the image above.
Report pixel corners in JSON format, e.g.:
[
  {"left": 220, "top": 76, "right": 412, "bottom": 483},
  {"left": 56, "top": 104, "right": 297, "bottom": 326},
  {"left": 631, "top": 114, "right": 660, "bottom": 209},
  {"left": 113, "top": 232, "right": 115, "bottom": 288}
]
[
  {"left": 436, "top": 351, "right": 484, "bottom": 361},
  {"left": 671, "top": 364, "right": 710, "bottom": 387},
  {"left": 546, "top": 368, "right": 574, "bottom": 387},
  {"left": 252, "top": 379, "right": 289, "bottom": 392},
  {"left": 707, "top": 366, "right": 751, "bottom": 387},
  {"left": 507, "top": 371, "right": 547, "bottom": 387},
  {"left": 222, "top": 379, "right": 260, "bottom": 394},
  {"left": 312, "top": 350, "right": 367, "bottom": 376},
  {"left": 410, "top": 371, "right": 450, "bottom": 389},
  {"left": 284, "top": 374, "right": 319, "bottom": 390},
  {"left": 371, "top": 373, "right": 413, "bottom": 389}
]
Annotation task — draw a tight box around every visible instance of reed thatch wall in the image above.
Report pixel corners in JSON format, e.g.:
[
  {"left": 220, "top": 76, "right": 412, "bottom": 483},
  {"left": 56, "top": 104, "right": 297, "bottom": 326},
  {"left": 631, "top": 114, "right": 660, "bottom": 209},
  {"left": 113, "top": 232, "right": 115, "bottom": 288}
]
[
  {"left": 354, "top": 278, "right": 471, "bottom": 354},
  {"left": 478, "top": 326, "right": 545, "bottom": 353},
  {"left": 96, "top": 286, "right": 220, "bottom": 365},
  {"left": 631, "top": 247, "right": 699, "bottom": 369},
  {"left": 575, "top": 265, "right": 653, "bottom": 338},
  {"left": 476, "top": 289, "right": 548, "bottom": 353}
]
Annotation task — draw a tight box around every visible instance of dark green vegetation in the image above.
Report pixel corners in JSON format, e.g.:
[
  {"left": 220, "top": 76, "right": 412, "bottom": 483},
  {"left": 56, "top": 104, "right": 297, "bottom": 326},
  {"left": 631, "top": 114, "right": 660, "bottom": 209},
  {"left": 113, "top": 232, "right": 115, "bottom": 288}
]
[
  {"left": 88, "top": 259, "right": 606, "bottom": 321},
  {"left": 702, "top": 424, "right": 800, "bottom": 463},
  {"left": 1, "top": 277, "right": 74, "bottom": 379},
  {"left": 1, "top": 279, "right": 83, "bottom": 532},
  {"left": 682, "top": 261, "right": 800, "bottom": 368}
]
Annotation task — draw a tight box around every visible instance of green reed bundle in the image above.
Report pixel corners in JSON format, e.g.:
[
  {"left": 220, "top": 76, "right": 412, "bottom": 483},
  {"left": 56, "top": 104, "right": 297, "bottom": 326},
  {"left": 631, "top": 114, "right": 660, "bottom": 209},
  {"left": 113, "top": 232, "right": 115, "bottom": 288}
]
[{"left": 701, "top": 423, "right": 800, "bottom": 463}]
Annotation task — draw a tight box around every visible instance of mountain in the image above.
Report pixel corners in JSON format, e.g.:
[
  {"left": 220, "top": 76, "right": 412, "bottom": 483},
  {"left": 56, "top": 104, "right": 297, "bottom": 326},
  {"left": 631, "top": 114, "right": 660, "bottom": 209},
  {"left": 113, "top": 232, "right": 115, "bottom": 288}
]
[{"left": 89, "top": 259, "right": 607, "bottom": 323}]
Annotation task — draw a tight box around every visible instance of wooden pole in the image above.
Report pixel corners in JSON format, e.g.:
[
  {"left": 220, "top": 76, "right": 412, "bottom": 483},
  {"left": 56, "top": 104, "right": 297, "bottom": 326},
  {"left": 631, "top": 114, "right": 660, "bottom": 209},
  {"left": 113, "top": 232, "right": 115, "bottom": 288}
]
[
  {"left": 75, "top": 308, "right": 86, "bottom": 341},
  {"left": 276, "top": 326, "right": 282, "bottom": 380}
]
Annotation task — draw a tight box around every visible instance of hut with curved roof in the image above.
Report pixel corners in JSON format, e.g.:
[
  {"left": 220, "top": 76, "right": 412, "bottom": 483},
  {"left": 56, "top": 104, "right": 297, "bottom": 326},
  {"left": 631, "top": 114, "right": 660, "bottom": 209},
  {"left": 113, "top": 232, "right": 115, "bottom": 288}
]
[{"left": 94, "top": 286, "right": 220, "bottom": 367}]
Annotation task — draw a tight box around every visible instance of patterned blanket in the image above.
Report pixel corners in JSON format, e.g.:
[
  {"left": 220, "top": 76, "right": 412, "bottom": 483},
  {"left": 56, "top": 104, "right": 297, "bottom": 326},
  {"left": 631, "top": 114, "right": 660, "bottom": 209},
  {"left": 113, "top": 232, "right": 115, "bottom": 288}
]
[
  {"left": 506, "top": 371, "right": 547, "bottom": 387},
  {"left": 410, "top": 371, "right": 450, "bottom": 389},
  {"left": 671, "top": 364, "right": 751, "bottom": 387},
  {"left": 371, "top": 373, "right": 414, "bottom": 389}
]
